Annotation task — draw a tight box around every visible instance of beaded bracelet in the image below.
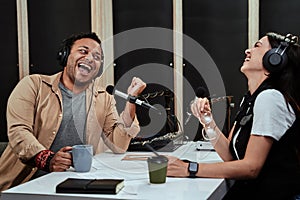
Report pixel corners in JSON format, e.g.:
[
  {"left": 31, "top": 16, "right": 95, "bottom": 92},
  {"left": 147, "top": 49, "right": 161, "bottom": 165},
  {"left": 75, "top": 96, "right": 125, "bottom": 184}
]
[{"left": 35, "top": 150, "right": 55, "bottom": 172}]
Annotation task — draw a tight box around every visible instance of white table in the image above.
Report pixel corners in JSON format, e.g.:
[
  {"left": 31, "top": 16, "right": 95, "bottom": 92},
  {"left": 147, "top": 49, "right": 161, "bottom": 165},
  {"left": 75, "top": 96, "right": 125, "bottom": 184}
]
[{"left": 1, "top": 142, "right": 231, "bottom": 200}]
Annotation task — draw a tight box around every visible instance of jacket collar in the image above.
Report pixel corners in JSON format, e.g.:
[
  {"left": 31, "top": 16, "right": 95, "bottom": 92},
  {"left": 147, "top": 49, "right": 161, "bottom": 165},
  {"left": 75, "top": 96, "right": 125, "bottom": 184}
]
[{"left": 40, "top": 72, "right": 106, "bottom": 96}]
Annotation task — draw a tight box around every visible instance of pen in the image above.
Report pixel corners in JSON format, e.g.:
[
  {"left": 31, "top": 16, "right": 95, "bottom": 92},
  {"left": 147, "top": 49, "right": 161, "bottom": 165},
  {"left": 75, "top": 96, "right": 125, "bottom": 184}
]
[
  {"left": 196, "top": 148, "right": 215, "bottom": 151},
  {"left": 196, "top": 143, "right": 215, "bottom": 151}
]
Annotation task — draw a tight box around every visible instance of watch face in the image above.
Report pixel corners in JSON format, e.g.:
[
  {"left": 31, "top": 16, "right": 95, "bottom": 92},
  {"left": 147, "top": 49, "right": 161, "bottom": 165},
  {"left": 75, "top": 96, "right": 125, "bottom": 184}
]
[{"left": 189, "top": 162, "right": 198, "bottom": 173}]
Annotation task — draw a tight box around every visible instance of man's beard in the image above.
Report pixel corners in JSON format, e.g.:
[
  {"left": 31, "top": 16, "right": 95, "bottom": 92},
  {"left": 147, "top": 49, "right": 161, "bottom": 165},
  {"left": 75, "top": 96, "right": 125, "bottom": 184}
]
[{"left": 74, "top": 78, "right": 93, "bottom": 87}]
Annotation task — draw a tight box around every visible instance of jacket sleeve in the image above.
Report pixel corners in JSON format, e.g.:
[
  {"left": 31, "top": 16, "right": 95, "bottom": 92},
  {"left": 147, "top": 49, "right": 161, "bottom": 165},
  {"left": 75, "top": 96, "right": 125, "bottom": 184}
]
[
  {"left": 101, "top": 94, "right": 140, "bottom": 153},
  {"left": 6, "top": 75, "right": 46, "bottom": 163}
]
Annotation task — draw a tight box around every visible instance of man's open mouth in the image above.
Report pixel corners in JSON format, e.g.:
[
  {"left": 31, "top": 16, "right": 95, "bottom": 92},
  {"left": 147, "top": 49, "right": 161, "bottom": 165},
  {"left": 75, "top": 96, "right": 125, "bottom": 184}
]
[{"left": 78, "top": 63, "right": 92, "bottom": 75}]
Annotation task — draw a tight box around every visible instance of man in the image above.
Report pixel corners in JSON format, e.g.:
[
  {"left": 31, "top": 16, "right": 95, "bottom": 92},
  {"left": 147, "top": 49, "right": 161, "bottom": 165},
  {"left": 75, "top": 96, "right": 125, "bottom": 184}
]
[{"left": 0, "top": 32, "right": 146, "bottom": 191}]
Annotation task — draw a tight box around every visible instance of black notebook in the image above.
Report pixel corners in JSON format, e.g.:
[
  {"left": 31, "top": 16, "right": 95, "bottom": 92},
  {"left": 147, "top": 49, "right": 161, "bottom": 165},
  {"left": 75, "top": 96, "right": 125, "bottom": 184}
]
[{"left": 56, "top": 178, "right": 124, "bottom": 194}]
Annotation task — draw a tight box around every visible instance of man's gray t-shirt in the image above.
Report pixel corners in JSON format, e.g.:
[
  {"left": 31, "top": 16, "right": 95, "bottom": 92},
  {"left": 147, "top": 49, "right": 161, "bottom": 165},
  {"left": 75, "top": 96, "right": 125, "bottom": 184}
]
[{"left": 50, "top": 83, "right": 87, "bottom": 152}]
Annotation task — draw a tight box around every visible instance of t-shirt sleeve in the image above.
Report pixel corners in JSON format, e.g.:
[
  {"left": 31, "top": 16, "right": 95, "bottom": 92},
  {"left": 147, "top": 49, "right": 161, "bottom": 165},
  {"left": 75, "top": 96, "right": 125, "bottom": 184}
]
[{"left": 251, "top": 89, "right": 296, "bottom": 141}]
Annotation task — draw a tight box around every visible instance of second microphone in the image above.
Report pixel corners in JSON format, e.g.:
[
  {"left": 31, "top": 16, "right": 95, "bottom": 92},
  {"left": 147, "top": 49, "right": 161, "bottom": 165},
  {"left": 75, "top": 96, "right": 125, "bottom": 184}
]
[{"left": 106, "top": 85, "right": 160, "bottom": 114}]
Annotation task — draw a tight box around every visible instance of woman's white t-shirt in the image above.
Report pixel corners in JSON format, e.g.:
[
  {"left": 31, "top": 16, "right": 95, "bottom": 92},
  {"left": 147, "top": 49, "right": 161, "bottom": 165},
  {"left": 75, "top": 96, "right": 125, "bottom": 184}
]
[{"left": 251, "top": 89, "right": 296, "bottom": 141}]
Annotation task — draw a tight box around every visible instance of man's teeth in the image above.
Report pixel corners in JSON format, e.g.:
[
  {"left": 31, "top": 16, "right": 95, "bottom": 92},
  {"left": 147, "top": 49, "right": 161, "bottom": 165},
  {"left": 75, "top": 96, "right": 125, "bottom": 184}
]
[
  {"left": 245, "top": 58, "right": 250, "bottom": 61},
  {"left": 78, "top": 64, "right": 92, "bottom": 72}
]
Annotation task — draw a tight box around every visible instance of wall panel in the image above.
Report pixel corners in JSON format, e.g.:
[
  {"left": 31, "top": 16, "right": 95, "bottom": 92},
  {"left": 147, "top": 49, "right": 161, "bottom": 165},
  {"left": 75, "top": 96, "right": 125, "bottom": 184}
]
[
  {"left": 183, "top": 0, "right": 248, "bottom": 140},
  {"left": 0, "top": 1, "right": 18, "bottom": 141},
  {"left": 260, "top": 0, "right": 300, "bottom": 37},
  {"left": 27, "top": 0, "right": 91, "bottom": 75},
  {"left": 112, "top": 0, "right": 175, "bottom": 138}
]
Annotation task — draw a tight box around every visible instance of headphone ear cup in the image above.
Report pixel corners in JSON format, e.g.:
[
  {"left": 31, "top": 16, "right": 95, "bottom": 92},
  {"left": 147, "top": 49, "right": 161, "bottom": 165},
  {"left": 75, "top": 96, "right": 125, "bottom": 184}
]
[
  {"left": 57, "top": 46, "right": 69, "bottom": 67},
  {"left": 263, "top": 48, "right": 288, "bottom": 73}
]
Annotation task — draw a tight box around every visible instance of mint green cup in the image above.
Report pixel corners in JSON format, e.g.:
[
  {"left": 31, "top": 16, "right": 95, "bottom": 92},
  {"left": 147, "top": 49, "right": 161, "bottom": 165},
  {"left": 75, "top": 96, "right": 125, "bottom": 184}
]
[{"left": 147, "top": 155, "right": 169, "bottom": 184}]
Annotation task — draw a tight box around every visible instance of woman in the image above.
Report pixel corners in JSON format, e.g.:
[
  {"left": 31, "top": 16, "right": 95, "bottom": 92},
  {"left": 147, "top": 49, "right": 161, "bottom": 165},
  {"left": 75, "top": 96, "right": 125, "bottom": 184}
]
[{"left": 167, "top": 32, "right": 300, "bottom": 199}]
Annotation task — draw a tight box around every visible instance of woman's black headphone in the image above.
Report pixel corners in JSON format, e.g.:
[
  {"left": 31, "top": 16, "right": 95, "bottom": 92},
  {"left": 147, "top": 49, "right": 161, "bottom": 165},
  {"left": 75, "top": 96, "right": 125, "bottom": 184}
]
[
  {"left": 262, "top": 33, "right": 297, "bottom": 73},
  {"left": 56, "top": 44, "right": 104, "bottom": 78}
]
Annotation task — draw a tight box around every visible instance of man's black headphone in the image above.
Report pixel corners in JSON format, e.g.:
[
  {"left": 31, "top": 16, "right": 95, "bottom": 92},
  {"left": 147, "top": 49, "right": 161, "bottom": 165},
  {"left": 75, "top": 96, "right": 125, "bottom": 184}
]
[
  {"left": 262, "top": 33, "right": 297, "bottom": 73},
  {"left": 56, "top": 44, "right": 104, "bottom": 78}
]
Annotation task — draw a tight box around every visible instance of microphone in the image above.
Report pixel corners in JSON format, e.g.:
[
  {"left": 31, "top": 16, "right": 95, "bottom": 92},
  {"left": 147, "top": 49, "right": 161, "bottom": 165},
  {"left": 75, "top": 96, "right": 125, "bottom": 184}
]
[
  {"left": 106, "top": 85, "right": 161, "bottom": 114},
  {"left": 185, "top": 87, "right": 208, "bottom": 125},
  {"left": 196, "top": 87, "right": 209, "bottom": 99}
]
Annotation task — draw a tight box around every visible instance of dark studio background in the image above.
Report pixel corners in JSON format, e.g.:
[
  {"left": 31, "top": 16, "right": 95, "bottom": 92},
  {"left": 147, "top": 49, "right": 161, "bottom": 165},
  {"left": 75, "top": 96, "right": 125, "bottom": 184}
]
[{"left": 1, "top": 0, "right": 300, "bottom": 142}]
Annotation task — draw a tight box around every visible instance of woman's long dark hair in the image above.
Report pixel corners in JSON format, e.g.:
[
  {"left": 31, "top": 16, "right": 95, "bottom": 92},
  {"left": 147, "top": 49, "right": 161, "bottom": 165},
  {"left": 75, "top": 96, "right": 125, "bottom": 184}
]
[{"left": 267, "top": 32, "right": 300, "bottom": 114}]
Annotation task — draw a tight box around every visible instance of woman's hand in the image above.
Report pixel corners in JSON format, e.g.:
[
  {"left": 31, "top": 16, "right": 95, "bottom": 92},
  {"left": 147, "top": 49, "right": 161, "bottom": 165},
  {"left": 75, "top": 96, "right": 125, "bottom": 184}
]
[
  {"left": 166, "top": 156, "right": 189, "bottom": 177},
  {"left": 191, "top": 97, "right": 212, "bottom": 126}
]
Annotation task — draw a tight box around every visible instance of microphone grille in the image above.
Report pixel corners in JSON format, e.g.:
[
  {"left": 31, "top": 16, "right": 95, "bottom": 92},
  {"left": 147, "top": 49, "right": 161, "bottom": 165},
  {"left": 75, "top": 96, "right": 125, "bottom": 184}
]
[
  {"left": 195, "top": 86, "right": 209, "bottom": 98},
  {"left": 106, "top": 85, "right": 114, "bottom": 95}
]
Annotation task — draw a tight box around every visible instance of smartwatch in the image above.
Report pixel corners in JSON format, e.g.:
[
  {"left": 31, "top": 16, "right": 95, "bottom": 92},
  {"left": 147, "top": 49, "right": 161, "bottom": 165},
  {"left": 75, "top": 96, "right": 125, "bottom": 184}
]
[{"left": 188, "top": 161, "right": 199, "bottom": 178}]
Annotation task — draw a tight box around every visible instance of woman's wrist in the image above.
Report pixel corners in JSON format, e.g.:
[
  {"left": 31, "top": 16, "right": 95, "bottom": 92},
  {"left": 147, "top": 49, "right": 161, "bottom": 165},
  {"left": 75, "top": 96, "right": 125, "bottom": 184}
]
[{"left": 202, "top": 119, "right": 219, "bottom": 141}]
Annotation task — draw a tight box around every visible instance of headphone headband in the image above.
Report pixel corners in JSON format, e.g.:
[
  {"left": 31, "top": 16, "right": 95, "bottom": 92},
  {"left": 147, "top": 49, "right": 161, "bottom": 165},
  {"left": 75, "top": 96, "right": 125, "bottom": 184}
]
[{"left": 282, "top": 33, "right": 298, "bottom": 45}]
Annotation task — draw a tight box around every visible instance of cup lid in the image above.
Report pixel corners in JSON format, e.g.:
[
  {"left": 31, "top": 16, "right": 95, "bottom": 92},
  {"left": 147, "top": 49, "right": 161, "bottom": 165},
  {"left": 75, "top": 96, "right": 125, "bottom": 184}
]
[{"left": 148, "top": 155, "right": 168, "bottom": 163}]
